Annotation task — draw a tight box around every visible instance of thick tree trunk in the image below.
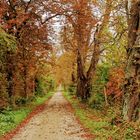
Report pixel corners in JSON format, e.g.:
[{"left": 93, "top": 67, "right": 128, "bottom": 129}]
[
  {"left": 76, "top": 49, "right": 91, "bottom": 100},
  {"left": 75, "top": 0, "right": 112, "bottom": 100},
  {"left": 76, "top": 49, "right": 86, "bottom": 99},
  {"left": 123, "top": 1, "right": 140, "bottom": 121},
  {"left": 6, "top": 51, "right": 16, "bottom": 107},
  {"left": 123, "top": 37, "right": 140, "bottom": 121},
  {"left": 76, "top": 77, "right": 91, "bottom": 100}
]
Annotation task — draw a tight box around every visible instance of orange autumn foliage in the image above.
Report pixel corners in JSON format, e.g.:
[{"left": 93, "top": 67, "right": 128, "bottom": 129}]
[{"left": 106, "top": 67, "right": 125, "bottom": 99}]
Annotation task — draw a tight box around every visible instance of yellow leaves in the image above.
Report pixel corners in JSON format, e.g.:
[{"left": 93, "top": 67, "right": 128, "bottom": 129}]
[
  {"left": 54, "top": 52, "right": 76, "bottom": 85},
  {"left": 0, "top": 27, "right": 16, "bottom": 51},
  {"left": 91, "top": 0, "right": 98, "bottom": 5}
]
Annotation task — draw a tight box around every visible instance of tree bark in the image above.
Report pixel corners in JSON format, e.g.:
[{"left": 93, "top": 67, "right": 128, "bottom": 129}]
[
  {"left": 75, "top": 0, "right": 112, "bottom": 100},
  {"left": 123, "top": 1, "right": 140, "bottom": 121},
  {"left": 76, "top": 49, "right": 86, "bottom": 99},
  {"left": 6, "top": 51, "right": 16, "bottom": 107},
  {"left": 23, "top": 65, "right": 28, "bottom": 99},
  {"left": 83, "top": 0, "right": 112, "bottom": 100}
]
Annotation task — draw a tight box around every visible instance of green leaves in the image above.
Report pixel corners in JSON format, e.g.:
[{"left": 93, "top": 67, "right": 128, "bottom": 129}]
[
  {"left": 0, "top": 27, "right": 16, "bottom": 52},
  {"left": 0, "top": 28, "right": 17, "bottom": 109}
]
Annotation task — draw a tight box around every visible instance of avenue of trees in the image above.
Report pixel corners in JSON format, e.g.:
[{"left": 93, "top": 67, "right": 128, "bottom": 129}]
[{"left": 0, "top": 0, "right": 140, "bottom": 122}]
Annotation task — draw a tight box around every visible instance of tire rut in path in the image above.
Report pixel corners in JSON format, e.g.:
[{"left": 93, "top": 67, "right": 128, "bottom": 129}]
[{"left": 12, "top": 91, "right": 91, "bottom": 140}]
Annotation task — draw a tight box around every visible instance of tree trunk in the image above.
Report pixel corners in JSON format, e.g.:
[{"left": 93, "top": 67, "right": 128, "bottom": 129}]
[
  {"left": 76, "top": 77, "right": 91, "bottom": 100},
  {"left": 76, "top": 49, "right": 91, "bottom": 100},
  {"left": 23, "top": 65, "right": 28, "bottom": 99},
  {"left": 6, "top": 51, "right": 16, "bottom": 107},
  {"left": 76, "top": 49, "right": 86, "bottom": 99},
  {"left": 123, "top": 1, "right": 140, "bottom": 121},
  {"left": 75, "top": 0, "right": 112, "bottom": 100}
]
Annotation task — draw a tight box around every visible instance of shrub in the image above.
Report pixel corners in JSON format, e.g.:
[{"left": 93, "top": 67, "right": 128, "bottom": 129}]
[
  {"left": 68, "top": 84, "right": 76, "bottom": 93},
  {"left": 89, "top": 64, "right": 110, "bottom": 108},
  {"left": 89, "top": 92, "right": 104, "bottom": 109},
  {"left": 105, "top": 67, "right": 125, "bottom": 104},
  {"left": 35, "top": 76, "right": 55, "bottom": 96},
  {"left": 15, "top": 97, "right": 27, "bottom": 105}
]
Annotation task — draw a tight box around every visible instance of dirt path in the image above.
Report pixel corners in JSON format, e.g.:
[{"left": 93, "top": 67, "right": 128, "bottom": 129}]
[{"left": 12, "top": 90, "right": 91, "bottom": 140}]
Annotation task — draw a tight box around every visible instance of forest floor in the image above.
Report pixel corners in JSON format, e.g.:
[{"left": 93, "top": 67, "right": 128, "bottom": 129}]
[{"left": 10, "top": 91, "right": 92, "bottom": 140}]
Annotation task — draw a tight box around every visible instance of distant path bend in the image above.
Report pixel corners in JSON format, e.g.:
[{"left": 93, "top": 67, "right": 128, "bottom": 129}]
[{"left": 12, "top": 90, "right": 90, "bottom": 140}]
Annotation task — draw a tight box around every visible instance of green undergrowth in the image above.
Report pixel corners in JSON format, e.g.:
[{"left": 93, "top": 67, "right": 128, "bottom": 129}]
[
  {"left": 0, "top": 92, "right": 54, "bottom": 137},
  {"left": 63, "top": 92, "right": 140, "bottom": 140}
]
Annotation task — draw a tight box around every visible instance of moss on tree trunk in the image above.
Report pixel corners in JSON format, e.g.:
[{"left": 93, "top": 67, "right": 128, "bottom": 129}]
[{"left": 123, "top": 1, "right": 140, "bottom": 122}]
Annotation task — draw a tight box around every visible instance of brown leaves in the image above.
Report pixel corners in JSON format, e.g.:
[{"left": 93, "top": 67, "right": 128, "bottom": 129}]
[
  {"left": 0, "top": 1, "right": 7, "bottom": 19},
  {"left": 0, "top": 0, "right": 55, "bottom": 103},
  {"left": 106, "top": 67, "right": 125, "bottom": 99}
]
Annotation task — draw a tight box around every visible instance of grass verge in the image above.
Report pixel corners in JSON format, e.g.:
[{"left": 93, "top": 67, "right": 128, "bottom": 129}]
[
  {"left": 63, "top": 91, "right": 140, "bottom": 140},
  {"left": 0, "top": 92, "right": 54, "bottom": 137}
]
